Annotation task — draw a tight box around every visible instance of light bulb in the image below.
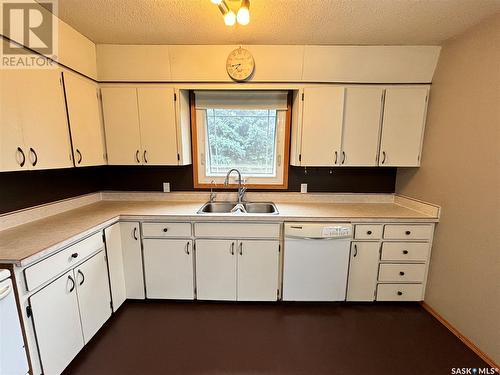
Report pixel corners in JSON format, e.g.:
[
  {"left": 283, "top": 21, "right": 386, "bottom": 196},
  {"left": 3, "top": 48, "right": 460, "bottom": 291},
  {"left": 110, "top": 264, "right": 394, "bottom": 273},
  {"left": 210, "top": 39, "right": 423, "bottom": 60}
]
[
  {"left": 211, "top": 0, "right": 222, "bottom": 4},
  {"left": 224, "top": 10, "right": 236, "bottom": 26},
  {"left": 237, "top": 6, "right": 250, "bottom": 25}
]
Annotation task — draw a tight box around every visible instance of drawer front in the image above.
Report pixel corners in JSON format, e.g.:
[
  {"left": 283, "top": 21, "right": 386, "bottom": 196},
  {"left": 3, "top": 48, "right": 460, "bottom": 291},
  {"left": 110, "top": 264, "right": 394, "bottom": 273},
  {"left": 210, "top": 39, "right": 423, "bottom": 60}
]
[
  {"left": 381, "top": 242, "right": 430, "bottom": 261},
  {"left": 354, "top": 224, "right": 383, "bottom": 240},
  {"left": 376, "top": 283, "right": 423, "bottom": 301},
  {"left": 378, "top": 264, "right": 426, "bottom": 282},
  {"left": 24, "top": 232, "right": 104, "bottom": 291},
  {"left": 142, "top": 222, "right": 191, "bottom": 238},
  {"left": 383, "top": 224, "right": 433, "bottom": 240},
  {"left": 195, "top": 223, "right": 280, "bottom": 239}
]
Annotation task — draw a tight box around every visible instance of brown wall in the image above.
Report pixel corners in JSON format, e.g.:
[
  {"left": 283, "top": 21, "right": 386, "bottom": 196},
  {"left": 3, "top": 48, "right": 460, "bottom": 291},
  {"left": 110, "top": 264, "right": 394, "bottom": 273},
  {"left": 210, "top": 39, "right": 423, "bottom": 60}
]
[{"left": 396, "top": 14, "right": 500, "bottom": 363}]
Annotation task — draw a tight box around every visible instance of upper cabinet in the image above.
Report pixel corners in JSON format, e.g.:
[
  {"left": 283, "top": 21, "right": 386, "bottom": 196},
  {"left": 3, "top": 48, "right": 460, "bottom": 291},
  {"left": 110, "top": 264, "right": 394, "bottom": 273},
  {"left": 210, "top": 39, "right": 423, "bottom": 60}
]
[
  {"left": 291, "top": 85, "right": 429, "bottom": 167},
  {"left": 63, "top": 71, "right": 106, "bottom": 167},
  {"left": 379, "top": 87, "right": 429, "bottom": 167},
  {"left": 101, "top": 86, "right": 191, "bottom": 166},
  {"left": 0, "top": 69, "right": 73, "bottom": 172}
]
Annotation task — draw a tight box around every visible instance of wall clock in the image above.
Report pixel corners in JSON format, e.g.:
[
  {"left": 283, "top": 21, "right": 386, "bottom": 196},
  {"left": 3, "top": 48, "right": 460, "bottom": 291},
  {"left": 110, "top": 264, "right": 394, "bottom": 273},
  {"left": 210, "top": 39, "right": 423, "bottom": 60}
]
[{"left": 226, "top": 47, "right": 255, "bottom": 82}]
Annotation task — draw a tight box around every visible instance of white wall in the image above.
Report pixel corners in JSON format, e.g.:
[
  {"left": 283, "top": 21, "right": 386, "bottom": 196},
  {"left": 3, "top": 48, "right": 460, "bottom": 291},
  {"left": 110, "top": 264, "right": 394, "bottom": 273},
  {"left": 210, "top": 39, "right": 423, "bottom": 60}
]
[{"left": 396, "top": 13, "right": 500, "bottom": 364}]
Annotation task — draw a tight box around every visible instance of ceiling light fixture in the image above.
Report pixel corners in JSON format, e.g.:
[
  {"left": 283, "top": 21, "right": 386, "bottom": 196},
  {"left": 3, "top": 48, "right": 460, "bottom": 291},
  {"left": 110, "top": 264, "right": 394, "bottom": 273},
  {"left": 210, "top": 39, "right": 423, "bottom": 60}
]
[{"left": 213, "top": 0, "right": 250, "bottom": 26}]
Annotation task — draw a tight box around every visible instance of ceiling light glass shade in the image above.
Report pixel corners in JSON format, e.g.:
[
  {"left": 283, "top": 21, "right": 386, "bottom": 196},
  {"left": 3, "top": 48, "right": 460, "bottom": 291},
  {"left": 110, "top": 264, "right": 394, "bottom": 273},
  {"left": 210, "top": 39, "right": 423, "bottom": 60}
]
[
  {"left": 237, "top": 6, "right": 250, "bottom": 25},
  {"left": 224, "top": 10, "right": 236, "bottom": 26}
]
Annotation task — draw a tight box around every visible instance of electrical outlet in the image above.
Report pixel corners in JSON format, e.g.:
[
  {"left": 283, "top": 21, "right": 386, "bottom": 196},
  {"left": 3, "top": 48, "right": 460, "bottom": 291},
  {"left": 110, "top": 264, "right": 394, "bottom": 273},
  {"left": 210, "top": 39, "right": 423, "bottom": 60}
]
[
  {"left": 163, "top": 182, "right": 171, "bottom": 193},
  {"left": 300, "top": 183, "right": 308, "bottom": 194}
]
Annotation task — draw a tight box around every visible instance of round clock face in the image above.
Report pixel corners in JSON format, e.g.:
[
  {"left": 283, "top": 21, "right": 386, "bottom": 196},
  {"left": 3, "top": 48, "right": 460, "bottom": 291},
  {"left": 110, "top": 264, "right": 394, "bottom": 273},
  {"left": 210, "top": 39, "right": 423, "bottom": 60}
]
[{"left": 226, "top": 48, "right": 255, "bottom": 81}]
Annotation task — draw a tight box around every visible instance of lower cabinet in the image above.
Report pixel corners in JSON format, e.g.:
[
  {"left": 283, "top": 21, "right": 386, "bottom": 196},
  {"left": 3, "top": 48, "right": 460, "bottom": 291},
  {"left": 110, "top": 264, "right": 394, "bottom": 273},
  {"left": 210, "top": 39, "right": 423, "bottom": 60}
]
[
  {"left": 143, "top": 239, "right": 194, "bottom": 299},
  {"left": 346, "top": 241, "right": 380, "bottom": 301},
  {"left": 29, "top": 251, "right": 111, "bottom": 375},
  {"left": 196, "top": 239, "right": 279, "bottom": 301}
]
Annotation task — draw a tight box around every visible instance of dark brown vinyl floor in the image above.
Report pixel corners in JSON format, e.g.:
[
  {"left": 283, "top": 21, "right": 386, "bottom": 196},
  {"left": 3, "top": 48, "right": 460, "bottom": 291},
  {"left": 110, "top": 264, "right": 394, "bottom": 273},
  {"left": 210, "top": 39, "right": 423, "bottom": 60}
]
[{"left": 63, "top": 301, "right": 488, "bottom": 375}]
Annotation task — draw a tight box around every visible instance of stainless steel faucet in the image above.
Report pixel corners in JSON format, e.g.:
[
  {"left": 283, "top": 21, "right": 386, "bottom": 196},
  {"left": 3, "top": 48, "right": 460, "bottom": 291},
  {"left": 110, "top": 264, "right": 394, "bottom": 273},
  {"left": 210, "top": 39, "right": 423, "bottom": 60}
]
[
  {"left": 224, "top": 168, "right": 247, "bottom": 204},
  {"left": 209, "top": 180, "right": 217, "bottom": 203}
]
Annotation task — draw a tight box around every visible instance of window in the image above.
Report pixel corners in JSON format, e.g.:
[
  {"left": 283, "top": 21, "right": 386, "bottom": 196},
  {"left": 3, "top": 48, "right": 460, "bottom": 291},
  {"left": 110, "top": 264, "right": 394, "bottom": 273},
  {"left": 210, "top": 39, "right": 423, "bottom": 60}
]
[{"left": 193, "top": 91, "right": 290, "bottom": 188}]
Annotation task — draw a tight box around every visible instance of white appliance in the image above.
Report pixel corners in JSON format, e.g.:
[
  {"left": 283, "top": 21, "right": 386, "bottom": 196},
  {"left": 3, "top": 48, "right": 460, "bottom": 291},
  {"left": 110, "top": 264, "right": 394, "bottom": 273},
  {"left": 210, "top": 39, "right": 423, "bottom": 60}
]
[
  {"left": 283, "top": 223, "right": 352, "bottom": 301},
  {"left": 0, "top": 270, "right": 29, "bottom": 375}
]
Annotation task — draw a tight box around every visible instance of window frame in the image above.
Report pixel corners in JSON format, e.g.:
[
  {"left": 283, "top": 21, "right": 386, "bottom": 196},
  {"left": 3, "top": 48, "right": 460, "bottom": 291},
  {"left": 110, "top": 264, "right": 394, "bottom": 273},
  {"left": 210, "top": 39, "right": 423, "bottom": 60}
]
[{"left": 190, "top": 91, "right": 292, "bottom": 190}]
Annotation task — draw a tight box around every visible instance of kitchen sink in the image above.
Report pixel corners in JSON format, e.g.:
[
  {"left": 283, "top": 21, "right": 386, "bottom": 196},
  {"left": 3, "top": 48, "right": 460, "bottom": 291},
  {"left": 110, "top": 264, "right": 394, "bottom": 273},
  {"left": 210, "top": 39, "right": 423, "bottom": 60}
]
[{"left": 197, "top": 202, "right": 279, "bottom": 215}]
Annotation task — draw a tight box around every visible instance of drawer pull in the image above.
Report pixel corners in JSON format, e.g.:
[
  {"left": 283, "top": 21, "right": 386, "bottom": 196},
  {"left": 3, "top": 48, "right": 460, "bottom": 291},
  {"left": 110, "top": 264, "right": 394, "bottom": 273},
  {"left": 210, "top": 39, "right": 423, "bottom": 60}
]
[
  {"left": 402, "top": 250, "right": 409, "bottom": 255},
  {"left": 399, "top": 271, "right": 405, "bottom": 276},
  {"left": 405, "top": 231, "right": 411, "bottom": 235},
  {"left": 133, "top": 227, "right": 138, "bottom": 240},
  {"left": 353, "top": 244, "right": 358, "bottom": 257},
  {"left": 367, "top": 230, "right": 372, "bottom": 235},
  {"left": 163, "top": 228, "right": 168, "bottom": 233},
  {"left": 397, "top": 291, "right": 403, "bottom": 296},
  {"left": 71, "top": 253, "right": 78, "bottom": 259},
  {"left": 186, "top": 242, "right": 190, "bottom": 255},
  {"left": 230, "top": 242, "right": 235, "bottom": 255},
  {"left": 77, "top": 270, "right": 85, "bottom": 286},
  {"left": 68, "top": 275, "right": 75, "bottom": 293}
]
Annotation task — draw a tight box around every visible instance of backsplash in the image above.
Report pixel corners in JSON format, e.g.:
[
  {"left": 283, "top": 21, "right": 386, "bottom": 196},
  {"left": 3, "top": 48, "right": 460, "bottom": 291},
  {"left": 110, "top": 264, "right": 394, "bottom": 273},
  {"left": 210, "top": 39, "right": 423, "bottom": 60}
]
[{"left": 0, "top": 165, "right": 396, "bottom": 214}]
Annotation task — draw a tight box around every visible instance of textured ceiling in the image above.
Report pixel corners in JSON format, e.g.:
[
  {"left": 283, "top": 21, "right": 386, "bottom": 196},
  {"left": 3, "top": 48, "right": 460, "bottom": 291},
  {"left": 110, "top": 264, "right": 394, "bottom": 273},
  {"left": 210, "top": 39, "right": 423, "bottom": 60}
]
[{"left": 48, "top": 0, "right": 500, "bottom": 45}]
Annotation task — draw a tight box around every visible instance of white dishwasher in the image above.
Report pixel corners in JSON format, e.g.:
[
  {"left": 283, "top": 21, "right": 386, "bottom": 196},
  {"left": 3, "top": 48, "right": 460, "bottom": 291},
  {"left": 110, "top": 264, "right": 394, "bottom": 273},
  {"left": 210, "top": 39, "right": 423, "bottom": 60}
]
[
  {"left": 282, "top": 223, "right": 352, "bottom": 301},
  {"left": 0, "top": 270, "right": 29, "bottom": 375}
]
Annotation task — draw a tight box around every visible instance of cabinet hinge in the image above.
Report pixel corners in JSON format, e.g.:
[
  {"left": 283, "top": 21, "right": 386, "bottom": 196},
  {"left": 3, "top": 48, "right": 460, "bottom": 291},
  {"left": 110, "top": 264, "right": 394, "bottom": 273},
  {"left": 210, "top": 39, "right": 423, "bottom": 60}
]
[
  {"left": 177, "top": 153, "right": 180, "bottom": 161},
  {"left": 298, "top": 154, "right": 302, "bottom": 162},
  {"left": 174, "top": 93, "right": 177, "bottom": 101},
  {"left": 301, "top": 92, "right": 304, "bottom": 101},
  {"left": 26, "top": 305, "right": 32, "bottom": 318},
  {"left": 277, "top": 289, "right": 280, "bottom": 298},
  {"left": 59, "top": 76, "right": 63, "bottom": 86},
  {"left": 110, "top": 301, "right": 113, "bottom": 312},
  {"left": 278, "top": 244, "right": 281, "bottom": 253}
]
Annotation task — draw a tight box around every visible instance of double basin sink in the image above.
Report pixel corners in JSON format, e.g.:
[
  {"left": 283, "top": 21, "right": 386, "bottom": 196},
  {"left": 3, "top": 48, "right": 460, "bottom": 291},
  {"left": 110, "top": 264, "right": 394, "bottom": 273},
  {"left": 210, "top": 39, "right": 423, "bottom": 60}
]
[{"left": 197, "top": 202, "right": 279, "bottom": 215}]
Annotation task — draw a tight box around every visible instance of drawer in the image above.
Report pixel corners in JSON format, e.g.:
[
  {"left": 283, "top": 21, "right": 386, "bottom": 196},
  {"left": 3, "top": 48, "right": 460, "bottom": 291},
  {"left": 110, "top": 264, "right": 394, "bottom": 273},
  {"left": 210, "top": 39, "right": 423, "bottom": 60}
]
[
  {"left": 354, "top": 225, "right": 383, "bottom": 240},
  {"left": 378, "top": 264, "right": 426, "bottom": 282},
  {"left": 142, "top": 222, "right": 191, "bottom": 238},
  {"left": 376, "top": 283, "right": 423, "bottom": 301},
  {"left": 195, "top": 223, "right": 280, "bottom": 239},
  {"left": 24, "top": 232, "right": 104, "bottom": 291},
  {"left": 383, "top": 224, "right": 433, "bottom": 240},
  {"left": 381, "top": 242, "right": 430, "bottom": 261}
]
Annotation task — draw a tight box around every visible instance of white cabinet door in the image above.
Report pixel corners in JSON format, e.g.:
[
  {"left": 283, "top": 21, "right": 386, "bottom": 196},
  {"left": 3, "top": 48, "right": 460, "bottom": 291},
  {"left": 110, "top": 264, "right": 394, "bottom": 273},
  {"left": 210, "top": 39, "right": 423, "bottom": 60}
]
[
  {"left": 104, "top": 223, "right": 127, "bottom": 312},
  {"left": 341, "top": 87, "right": 384, "bottom": 166},
  {"left": 299, "top": 87, "right": 344, "bottom": 166},
  {"left": 101, "top": 87, "right": 142, "bottom": 165},
  {"left": 195, "top": 240, "right": 237, "bottom": 301},
  {"left": 0, "top": 70, "right": 28, "bottom": 171},
  {"left": 237, "top": 240, "right": 279, "bottom": 301},
  {"left": 75, "top": 251, "right": 112, "bottom": 343},
  {"left": 379, "top": 87, "right": 429, "bottom": 167},
  {"left": 346, "top": 242, "right": 380, "bottom": 301},
  {"left": 137, "top": 87, "right": 179, "bottom": 165},
  {"left": 143, "top": 239, "right": 194, "bottom": 299},
  {"left": 63, "top": 71, "right": 106, "bottom": 167},
  {"left": 29, "top": 270, "right": 84, "bottom": 375},
  {"left": 19, "top": 69, "right": 73, "bottom": 170},
  {"left": 120, "top": 222, "right": 145, "bottom": 299}
]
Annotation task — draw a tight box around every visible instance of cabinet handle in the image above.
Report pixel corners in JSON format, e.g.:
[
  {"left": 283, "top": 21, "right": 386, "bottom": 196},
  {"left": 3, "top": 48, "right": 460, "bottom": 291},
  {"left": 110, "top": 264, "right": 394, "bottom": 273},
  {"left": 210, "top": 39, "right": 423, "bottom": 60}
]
[
  {"left": 230, "top": 242, "right": 235, "bottom": 255},
  {"left": 77, "top": 270, "right": 85, "bottom": 286},
  {"left": 367, "top": 230, "right": 372, "bottom": 235},
  {"left": 405, "top": 230, "right": 411, "bottom": 235},
  {"left": 397, "top": 291, "right": 403, "bottom": 296},
  {"left": 0, "top": 284, "right": 11, "bottom": 300},
  {"left": 402, "top": 250, "right": 409, "bottom": 255},
  {"left": 143, "top": 150, "right": 148, "bottom": 164},
  {"left": 399, "top": 271, "right": 405, "bottom": 276},
  {"left": 342, "top": 151, "right": 346, "bottom": 165},
  {"left": 353, "top": 244, "right": 358, "bottom": 257},
  {"left": 163, "top": 227, "right": 168, "bottom": 233},
  {"left": 381, "top": 151, "right": 386, "bottom": 165},
  {"left": 334, "top": 151, "right": 338, "bottom": 164},
  {"left": 239, "top": 242, "right": 243, "bottom": 256},
  {"left": 76, "top": 149, "right": 82, "bottom": 164},
  {"left": 29, "top": 148, "right": 38, "bottom": 166},
  {"left": 71, "top": 253, "right": 78, "bottom": 259},
  {"left": 133, "top": 227, "right": 138, "bottom": 240},
  {"left": 186, "top": 242, "right": 190, "bottom": 255},
  {"left": 135, "top": 150, "right": 140, "bottom": 163},
  {"left": 68, "top": 275, "right": 75, "bottom": 293},
  {"left": 17, "top": 147, "right": 26, "bottom": 167}
]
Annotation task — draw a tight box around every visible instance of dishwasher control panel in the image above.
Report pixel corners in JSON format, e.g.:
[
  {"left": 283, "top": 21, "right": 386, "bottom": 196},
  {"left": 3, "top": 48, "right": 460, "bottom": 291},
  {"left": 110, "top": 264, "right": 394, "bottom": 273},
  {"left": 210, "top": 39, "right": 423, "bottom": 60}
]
[{"left": 285, "top": 223, "right": 353, "bottom": 239}]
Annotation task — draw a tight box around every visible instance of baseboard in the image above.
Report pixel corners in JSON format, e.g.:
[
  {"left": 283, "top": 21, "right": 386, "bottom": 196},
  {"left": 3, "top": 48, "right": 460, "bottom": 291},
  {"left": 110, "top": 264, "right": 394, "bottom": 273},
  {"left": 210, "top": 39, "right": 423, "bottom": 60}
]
[{"left": 421, "top": 302, "right": 499, "bottom": 370}]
